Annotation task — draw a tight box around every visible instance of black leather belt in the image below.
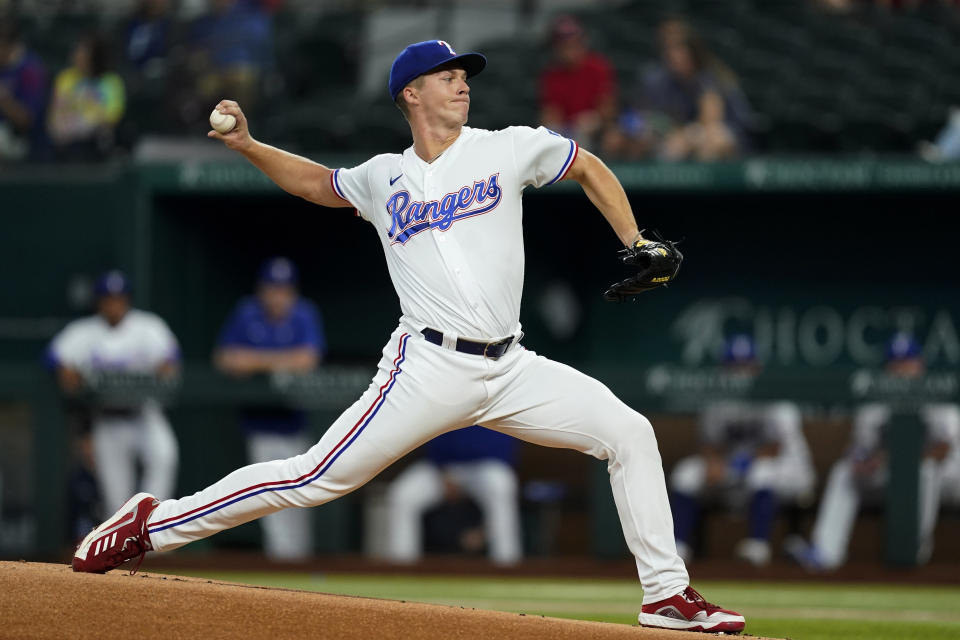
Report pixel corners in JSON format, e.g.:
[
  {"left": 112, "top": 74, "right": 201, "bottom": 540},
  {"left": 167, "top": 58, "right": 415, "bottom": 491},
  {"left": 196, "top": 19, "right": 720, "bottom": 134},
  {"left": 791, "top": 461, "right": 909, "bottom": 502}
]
[{"left": 421, "top": 328, "right": 515, "bottom": 358}]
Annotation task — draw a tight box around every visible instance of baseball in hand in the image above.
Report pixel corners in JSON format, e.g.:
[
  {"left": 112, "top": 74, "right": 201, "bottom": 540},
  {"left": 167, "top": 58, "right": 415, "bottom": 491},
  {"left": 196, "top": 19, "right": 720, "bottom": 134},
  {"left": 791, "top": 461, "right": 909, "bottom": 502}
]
[{"left": 209, "top": 109, "right": 237, "bottom": 134}]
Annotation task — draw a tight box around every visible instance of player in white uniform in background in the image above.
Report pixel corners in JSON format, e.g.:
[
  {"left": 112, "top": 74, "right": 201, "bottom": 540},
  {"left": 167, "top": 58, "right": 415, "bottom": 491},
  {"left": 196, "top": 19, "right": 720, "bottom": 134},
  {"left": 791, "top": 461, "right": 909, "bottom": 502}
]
[
  {"left": 670, "top": 335, "right": 815, "bottom": 567},
  {"left": 73, "top": 41, "right": 744, "bottom": 634},
  {"left": 384, "top": 425, "right": 522, "bottom": 566},
  {"left": 48, "top": 270, "right": 180, "bottom": 514},
  {"left": 789, "top": 332, "right": 960, "bottom": 570}
]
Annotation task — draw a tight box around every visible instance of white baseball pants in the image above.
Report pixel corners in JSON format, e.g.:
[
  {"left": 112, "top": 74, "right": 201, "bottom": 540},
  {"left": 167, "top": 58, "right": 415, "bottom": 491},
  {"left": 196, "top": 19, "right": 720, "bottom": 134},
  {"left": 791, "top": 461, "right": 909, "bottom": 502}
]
[
  {"left": 147, "top": 326, "right": 688, "bottom": 603},
  {"left": 93, "top": 403, "right": 179, "bottom": 513},
  {"left": 671, "top": 452, "right": 815, "bottom": 499},
  {"left": 247, "top": 431, "right": 314, "bottom": 560}
]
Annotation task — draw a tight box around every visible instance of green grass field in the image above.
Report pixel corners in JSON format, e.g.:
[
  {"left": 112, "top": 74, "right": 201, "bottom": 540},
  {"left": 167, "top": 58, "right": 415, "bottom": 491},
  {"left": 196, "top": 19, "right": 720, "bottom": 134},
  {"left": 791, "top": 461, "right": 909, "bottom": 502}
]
[{"left": 162, "top": 570, "right": 960, "bottom": 640}]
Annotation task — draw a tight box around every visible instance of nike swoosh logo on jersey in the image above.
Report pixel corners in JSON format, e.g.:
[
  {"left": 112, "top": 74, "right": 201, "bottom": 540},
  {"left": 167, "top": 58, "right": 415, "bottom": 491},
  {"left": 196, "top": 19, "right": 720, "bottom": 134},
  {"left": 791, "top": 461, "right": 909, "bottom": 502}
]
[{"left": 389, "top": 173, "right": 403, "bottom": 186}]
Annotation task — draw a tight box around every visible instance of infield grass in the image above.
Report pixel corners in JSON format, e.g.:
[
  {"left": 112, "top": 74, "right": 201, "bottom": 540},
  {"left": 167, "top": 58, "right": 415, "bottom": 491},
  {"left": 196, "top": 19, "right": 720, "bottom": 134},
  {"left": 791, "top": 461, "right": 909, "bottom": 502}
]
[{"left": 160, "top": 569, "right": 960, "bottom": 640}]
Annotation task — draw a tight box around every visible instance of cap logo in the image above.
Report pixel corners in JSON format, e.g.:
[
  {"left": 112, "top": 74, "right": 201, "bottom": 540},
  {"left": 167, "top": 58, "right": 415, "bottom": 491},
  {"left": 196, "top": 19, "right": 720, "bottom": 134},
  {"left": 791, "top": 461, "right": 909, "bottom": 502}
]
[{"left": 437, "top": 40, "right": 456, "bottom": 55}]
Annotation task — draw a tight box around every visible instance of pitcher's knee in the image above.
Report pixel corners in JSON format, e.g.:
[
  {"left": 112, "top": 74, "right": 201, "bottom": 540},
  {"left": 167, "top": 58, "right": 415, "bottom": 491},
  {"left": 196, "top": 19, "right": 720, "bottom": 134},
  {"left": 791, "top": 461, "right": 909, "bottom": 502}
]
[
  {"left": 613, "top": 411, "right": 658, "bottom": 449},
  {"left": 602, "top": 411, "right": 662, "bottom": 464}
]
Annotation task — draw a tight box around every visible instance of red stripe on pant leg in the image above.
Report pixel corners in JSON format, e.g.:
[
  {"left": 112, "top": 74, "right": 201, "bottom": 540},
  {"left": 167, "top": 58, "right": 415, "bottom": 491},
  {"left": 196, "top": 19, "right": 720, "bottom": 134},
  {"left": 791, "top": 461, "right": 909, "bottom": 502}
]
[{"left": 149, "top": 333, "right": 410, "bottom": 529}]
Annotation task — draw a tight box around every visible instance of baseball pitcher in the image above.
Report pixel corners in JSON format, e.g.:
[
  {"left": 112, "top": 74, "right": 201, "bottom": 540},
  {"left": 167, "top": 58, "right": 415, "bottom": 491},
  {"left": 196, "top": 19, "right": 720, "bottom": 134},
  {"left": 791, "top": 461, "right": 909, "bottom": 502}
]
[{"left": 72, "top": 41, "right": 741, "bottom": 634}]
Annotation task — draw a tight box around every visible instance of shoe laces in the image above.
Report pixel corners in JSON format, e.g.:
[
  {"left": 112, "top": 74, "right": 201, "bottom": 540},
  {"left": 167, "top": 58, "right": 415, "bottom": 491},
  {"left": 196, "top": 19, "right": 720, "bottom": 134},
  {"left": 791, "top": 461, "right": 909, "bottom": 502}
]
[
  {"left": 100, "top": 521, "right": 152, "bottom": 575},
  {"left": 127, "top": 520, "right": 154, "bottom": 575},
  {"left": 683, "top": 587, "right": 721, "bottom": 612},
  {"left": 129, "top": 546, "right": 148, "bottom": 576}
]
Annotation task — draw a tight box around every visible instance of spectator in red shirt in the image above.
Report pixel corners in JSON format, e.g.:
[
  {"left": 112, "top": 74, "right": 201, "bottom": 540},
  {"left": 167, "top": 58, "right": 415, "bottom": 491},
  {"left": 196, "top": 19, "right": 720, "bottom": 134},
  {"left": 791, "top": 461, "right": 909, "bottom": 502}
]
[{"left": 539, "top": 14, "right": 616, "bottom": 149}]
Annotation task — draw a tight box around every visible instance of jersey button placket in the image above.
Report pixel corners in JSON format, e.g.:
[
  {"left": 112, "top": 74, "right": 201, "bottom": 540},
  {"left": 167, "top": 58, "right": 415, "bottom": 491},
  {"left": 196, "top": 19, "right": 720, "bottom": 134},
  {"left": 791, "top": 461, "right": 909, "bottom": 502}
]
[
  {"left": 423, "top": 170, "right": 483, "bottom": 322},
  {"left": 444, "top": 237, "right": 483, "bottom": 320}
]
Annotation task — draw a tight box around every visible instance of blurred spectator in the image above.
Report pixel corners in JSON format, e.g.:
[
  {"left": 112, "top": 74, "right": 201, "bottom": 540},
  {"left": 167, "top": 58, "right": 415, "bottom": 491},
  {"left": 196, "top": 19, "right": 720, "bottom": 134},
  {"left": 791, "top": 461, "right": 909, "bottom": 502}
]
[
  {"left": 607, "top": 17, "right": 752, "bottom": 161},
  {"left": 124, "top": 0, "right": 174, "bottom": 77},
  {"left": 385, "top": 426, "right": 522, "bottom": 566},
  {"left": 47, "top": 32, "right": 126, "bottom": 161},
  {"left": 670, "top": 334, "right": 816, "bottom": 566},
  {"left": 660, "top": 90, "right": 739, "bottom": 162},
  {"left": 0, "top": 17, "right": 47, "bottom": 161},
  {"left": 178, "top": 0, "right": 271, "bottom": 127},
  {"left": 47, "top": 270, "right": 181, "bottom": 515},
  {"left": 214, "top": 256, "right": 325, "bottom": 561},
  {"left": 538, "top": 14, "right": 616, "bottom": 150},
  {"left": 787, "top": 332, "right": 960, "bottom": 570},
  {"left": 918, "top": 107, "right": 960, "bottom": 162}
]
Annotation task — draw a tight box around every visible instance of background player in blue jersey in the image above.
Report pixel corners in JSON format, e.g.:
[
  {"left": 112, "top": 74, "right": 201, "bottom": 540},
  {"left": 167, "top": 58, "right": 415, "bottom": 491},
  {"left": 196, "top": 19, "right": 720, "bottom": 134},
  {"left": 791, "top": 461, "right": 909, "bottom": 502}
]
[{"left": 214, "top": 256, "right": 325, "bottom": 560}]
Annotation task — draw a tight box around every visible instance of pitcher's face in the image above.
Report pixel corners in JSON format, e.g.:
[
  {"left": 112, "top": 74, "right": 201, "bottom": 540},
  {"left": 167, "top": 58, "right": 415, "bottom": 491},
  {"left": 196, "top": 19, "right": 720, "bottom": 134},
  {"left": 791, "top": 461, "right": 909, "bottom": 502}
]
[{"left": 417, "top": 64, "right": 471, "bottom": 127}]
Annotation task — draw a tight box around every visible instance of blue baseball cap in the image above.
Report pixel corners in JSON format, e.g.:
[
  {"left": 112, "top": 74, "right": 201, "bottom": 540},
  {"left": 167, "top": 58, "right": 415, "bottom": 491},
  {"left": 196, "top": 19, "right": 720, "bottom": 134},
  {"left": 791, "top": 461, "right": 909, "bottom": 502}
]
[
  {"left": 94, "top": 270, "right": 131, "bottom": 297},
  {"left": 258, "top": 257, "right": 298, "bottom": 286},
  {"left": 886, "top": 331, "right": 921, "bottom": 362},
  {"left": 389, "top": 40, "right": 486, "bottom": 101}
]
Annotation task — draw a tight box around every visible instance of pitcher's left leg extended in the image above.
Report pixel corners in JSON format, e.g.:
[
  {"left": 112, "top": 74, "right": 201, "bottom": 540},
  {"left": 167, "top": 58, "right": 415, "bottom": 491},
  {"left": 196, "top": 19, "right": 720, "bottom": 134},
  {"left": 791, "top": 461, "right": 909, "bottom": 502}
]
[{"left": 477, "top": 349, "right": 688, "bottom": 604}]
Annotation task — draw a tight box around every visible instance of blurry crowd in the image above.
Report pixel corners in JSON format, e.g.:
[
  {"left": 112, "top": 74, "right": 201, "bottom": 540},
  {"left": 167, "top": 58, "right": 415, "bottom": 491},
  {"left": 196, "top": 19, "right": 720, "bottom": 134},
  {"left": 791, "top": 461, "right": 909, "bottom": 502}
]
[
  {"left": 538, "top": 14, "right": 753, "bottom": 162},
  {"left": 0, "top": 0, "right": 273, "bottom": 162},
  {"left": 4, "top": 1, "right": 960, "bottom": 164},
  {"left": 0, "top": 5, "right": 773, "bottom": 164}
]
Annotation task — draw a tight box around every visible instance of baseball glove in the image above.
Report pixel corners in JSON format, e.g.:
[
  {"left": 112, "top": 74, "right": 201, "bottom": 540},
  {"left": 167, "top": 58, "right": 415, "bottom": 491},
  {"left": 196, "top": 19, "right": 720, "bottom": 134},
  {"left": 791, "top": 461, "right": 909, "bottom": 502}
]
[{"left": 603, "top": 230, "right": 683, "bottom": 301}]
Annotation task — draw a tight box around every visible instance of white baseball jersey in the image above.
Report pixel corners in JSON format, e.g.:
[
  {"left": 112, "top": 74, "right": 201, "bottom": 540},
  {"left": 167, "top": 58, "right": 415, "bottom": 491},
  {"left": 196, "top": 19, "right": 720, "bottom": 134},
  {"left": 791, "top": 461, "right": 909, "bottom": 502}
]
[
  {"left": 331, "top": 125, "right": 578, "bottom": 340},
  {"left": 50, "top": 310, "right": 181, "bottom": 513},
  {"left": 48, "top": 309, "right": 180, "bottom": 377},
  {"left": 672, "top": 400, "right": 815, "bottom": 497},
  {"left": 700, "top": 400, "right": 813, "bottom": 465},
  {"left": 850, "top": 403, "right": 960, "bottom": 456}
]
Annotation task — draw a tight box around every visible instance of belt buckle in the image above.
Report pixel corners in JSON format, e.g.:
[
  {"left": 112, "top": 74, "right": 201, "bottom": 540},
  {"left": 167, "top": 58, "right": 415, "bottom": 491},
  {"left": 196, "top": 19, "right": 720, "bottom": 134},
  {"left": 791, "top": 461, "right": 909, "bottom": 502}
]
[{"left": 484, "top": 336, "right": 512, "bottom": 359}]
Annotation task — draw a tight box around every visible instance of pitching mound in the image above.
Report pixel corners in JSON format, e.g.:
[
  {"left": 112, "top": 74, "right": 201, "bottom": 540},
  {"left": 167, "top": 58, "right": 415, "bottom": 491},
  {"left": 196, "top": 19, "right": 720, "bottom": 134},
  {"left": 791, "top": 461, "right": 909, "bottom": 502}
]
[{"left": 0, "top": 561, "right": 775, "bottom": 639}]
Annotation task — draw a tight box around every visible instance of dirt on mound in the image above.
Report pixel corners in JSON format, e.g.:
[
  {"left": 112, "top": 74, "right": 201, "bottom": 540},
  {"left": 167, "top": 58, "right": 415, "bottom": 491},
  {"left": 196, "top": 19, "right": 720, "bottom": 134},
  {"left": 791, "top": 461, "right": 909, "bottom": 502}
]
[{"left": 0, "top": 561, "right": 775, "bottom": 639}]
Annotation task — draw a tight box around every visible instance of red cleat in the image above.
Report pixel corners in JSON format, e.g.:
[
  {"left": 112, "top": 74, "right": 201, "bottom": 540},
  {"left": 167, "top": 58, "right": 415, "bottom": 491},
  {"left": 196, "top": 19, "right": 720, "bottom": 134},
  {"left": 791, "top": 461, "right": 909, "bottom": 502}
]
[
  {"left": 73, "top": 493, "right": 159, "bottom": 574},
  {"left": 639, "top": 586, "right": 745, "bottom": 633}
]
